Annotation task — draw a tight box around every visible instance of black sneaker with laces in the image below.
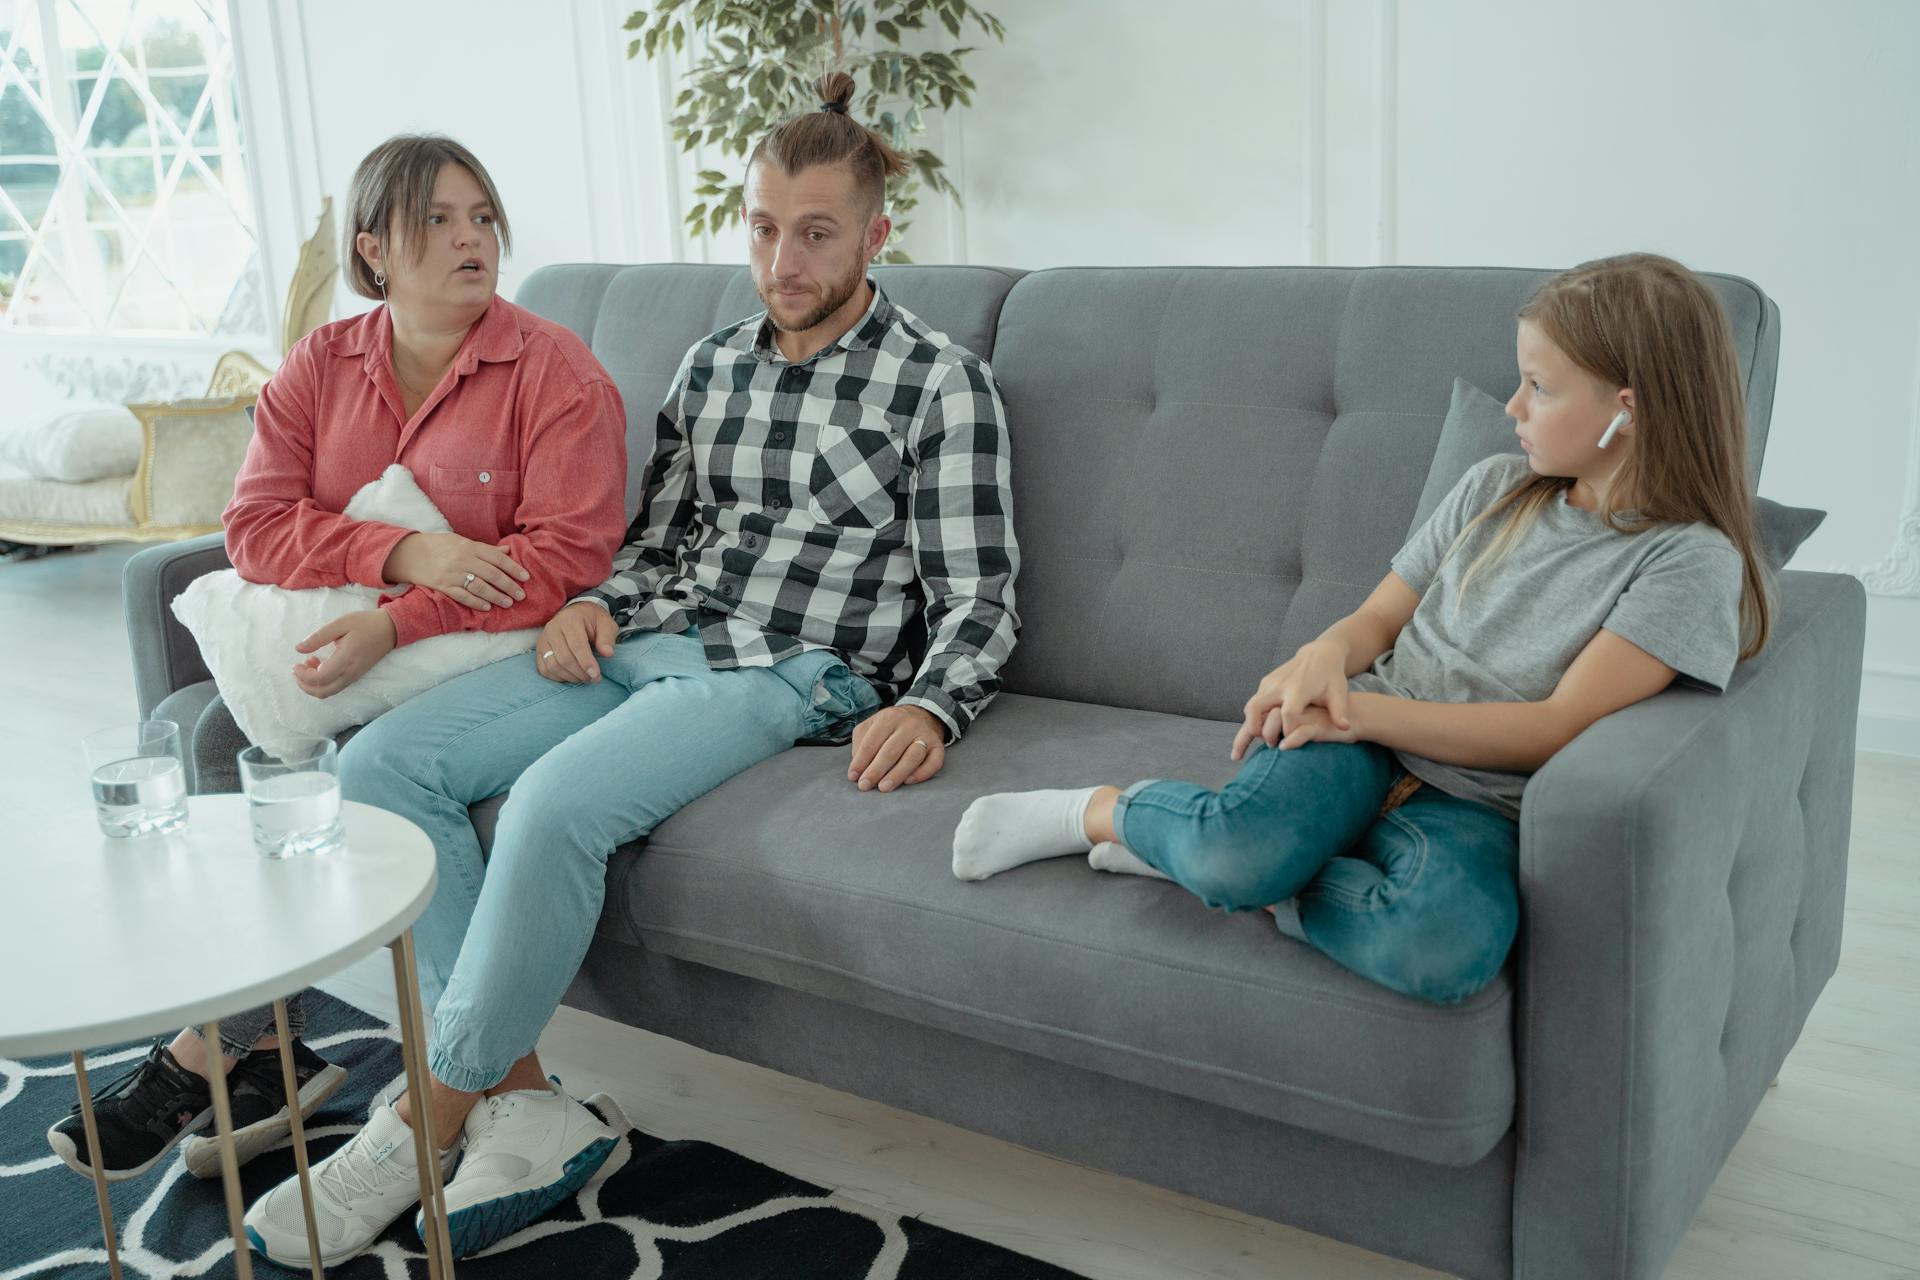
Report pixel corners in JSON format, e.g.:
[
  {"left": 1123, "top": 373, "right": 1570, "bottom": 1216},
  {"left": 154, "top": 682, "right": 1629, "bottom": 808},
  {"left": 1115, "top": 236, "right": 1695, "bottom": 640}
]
[
  {"left": 182, "top": 1038, "right": 348, "bottom": 1179},
  {"left": 46, "top": 1043, "right": 213, "bottom": 1181}
]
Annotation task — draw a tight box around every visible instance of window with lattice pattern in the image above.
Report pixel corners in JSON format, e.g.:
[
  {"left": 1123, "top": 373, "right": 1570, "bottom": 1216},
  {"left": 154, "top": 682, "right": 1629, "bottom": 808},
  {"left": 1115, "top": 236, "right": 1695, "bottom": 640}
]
[{"left": 0, "top": 0, "right": 266, "bottom": 336}]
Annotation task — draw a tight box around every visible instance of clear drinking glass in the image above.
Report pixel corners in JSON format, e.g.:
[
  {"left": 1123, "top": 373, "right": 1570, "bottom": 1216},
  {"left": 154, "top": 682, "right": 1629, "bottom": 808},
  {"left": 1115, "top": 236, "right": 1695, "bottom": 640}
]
[
  {"left": 238, "top": 738, "right": 343, "bottom": 858},
  {"left": 84, "top": 721, "right": 189, "bottom": 838}
]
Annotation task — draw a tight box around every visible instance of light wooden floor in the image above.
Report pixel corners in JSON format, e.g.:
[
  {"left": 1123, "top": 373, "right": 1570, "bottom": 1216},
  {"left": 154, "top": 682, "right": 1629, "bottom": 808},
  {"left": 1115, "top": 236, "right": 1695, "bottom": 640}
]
[{"left": 8, "top": 543, "right": 1918, "bottom": 1279}]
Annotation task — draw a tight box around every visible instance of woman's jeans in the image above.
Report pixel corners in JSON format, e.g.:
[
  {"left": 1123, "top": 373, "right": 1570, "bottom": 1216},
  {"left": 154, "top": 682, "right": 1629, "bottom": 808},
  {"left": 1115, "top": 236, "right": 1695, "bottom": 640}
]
[
  {"left": 1113, "top": 741, "right": 1520, "bottom": 1005},
  {"left": 191, "top": 631, "right": 874, "bottom": 1075},
  {"left": 335, "top": 627, "right": 879, "bottom": 1093}
]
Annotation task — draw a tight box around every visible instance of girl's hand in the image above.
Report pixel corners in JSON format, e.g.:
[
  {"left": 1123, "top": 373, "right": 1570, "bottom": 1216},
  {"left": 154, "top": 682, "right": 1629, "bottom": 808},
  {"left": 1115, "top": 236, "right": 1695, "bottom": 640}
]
[
  {"left": 1232, "top": 641, "right": 1353, "bottom": 761},
  {"left": 293, "top": 610, "right": 397, "bottom": 699},
  {"left": 383, "top": 531, "right": 529, "bottom": 610},
  {"left": 1276, "top": 703, "right": 1362, "bottom": 751}
]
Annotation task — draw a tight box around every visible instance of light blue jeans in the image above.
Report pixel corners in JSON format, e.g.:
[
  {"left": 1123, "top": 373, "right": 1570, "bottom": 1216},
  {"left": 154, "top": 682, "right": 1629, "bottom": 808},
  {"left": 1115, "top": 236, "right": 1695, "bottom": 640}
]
[
  {"left": 1114, "top": 741, "right": 1520, "bottom": 1005},
  {"left": 338, "top": 627, "right": 879, "bottom": 1092}
]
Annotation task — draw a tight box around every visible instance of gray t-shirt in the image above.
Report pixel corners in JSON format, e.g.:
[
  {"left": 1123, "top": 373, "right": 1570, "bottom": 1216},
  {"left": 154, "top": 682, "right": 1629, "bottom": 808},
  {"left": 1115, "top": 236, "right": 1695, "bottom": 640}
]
[{"left": 1351, "top": 454, "right": 1744, "bottom": 820}]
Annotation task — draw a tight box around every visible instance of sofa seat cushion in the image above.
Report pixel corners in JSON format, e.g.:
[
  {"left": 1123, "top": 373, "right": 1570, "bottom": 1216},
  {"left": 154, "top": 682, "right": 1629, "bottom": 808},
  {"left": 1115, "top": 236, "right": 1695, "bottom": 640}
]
[{"left": 604, "top": 692, "right": 1514, "bottom": 1167}]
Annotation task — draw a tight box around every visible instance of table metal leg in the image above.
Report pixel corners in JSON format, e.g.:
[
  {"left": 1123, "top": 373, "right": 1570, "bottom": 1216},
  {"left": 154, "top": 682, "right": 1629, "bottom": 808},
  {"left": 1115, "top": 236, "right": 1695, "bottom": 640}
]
[
  {"left": 390, "top": 930, "right": 455, "bottom": 1278},
  {"left": 202, "top": 1019, "right": 256, "bottom": 1280},
  {"left": 69, "top": 1052, "right": 123, "bottom": 1280},
  {"left": 272, "top": 1000, "right": 326, "bottom": 1280}
]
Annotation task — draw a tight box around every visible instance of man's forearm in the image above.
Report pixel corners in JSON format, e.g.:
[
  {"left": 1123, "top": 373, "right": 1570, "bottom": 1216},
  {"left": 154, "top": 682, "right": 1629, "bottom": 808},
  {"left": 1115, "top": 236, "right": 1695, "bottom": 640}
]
[{"left": 1351, "top": 691, "right": 1574, "bottom": 772}]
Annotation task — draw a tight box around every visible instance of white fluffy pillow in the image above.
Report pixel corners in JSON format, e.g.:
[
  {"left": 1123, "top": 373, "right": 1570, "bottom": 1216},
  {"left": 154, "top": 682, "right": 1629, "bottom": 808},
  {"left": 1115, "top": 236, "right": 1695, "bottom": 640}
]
[
  {"left": 0, "top": 404, "right": 143, "bottom": 482},
  {"left": 172, "top": 465, "right": 541, "bottom": 758}
]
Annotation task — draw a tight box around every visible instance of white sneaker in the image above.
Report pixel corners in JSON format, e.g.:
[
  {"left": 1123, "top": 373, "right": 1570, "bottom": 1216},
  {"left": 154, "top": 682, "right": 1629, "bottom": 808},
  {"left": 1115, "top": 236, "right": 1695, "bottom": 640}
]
[
  {"left": 429, "top": 1081, "right": 617, "bottom": 1257},
  {"left": 243, "top": 1102, "right": 458, "bottom": 1268}
]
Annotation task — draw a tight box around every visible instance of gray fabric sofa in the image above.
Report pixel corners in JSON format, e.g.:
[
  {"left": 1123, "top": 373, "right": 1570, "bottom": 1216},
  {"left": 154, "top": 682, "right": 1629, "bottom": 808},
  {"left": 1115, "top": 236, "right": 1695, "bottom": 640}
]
[{"left": 123, "top": 263, "right": 1867, "bottom": 1280}]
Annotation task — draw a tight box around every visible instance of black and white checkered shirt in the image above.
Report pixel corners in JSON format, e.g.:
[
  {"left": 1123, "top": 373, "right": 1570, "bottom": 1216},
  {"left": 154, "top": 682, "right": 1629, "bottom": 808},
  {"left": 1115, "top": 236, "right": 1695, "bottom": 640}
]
[{"left": 574, "top": 283, "right": 1019, "bottom": 741}]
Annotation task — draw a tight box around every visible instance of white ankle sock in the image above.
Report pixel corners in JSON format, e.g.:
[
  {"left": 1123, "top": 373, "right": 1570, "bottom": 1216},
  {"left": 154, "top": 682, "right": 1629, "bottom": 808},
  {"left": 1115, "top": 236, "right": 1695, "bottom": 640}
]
[
  {"left": 952, "top": 787, "right": 1101, "bottom": 881},
  {"left": 1088, "top": 841, "right": 1171, "bottom": 880}
]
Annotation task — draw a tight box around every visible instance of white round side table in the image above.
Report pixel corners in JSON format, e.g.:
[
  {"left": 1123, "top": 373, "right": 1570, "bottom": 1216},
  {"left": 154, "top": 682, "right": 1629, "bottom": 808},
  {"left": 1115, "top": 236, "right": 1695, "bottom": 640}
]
[{"left": 0, "top": 795, "right": 456, "bottom": 1278}]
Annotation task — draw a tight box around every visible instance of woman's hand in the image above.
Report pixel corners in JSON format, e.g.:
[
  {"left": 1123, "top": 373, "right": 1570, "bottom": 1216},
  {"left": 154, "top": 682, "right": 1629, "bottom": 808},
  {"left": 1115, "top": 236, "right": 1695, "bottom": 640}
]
[
  {"left": 536, "top": 601, "right": 619, "bottom": 683},
  {"left": 383, "top": 531, "right": 529, "bottom": 610},
  {"left": 1231, "top": 641, "right": 1353, "bottom": 761},
  {"left": 293, "top": 610, "right": 397, "bottom": 699}
]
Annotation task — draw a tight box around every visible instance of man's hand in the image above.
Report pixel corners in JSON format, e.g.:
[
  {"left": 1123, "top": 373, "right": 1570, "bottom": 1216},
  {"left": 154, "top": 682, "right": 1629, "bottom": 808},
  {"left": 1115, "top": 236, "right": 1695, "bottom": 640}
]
[
  {"left": 537, "top": 601, "right": 619, "bottom": 683},
  {"left": 848, "top": 705, "right": 947, "bottom": 793},
  {"left": 293, "top": 610, "right": 397, "bottom": 699}
]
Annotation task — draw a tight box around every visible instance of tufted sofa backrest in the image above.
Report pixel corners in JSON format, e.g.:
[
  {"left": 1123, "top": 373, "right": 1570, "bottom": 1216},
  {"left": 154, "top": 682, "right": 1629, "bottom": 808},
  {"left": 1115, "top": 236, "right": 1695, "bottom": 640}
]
[
  {"left": 989, "top": 266, "right": 1778, "bottom": 720},
  {"left": 517, "top": 262, "right": 1780, "bottom": 724}
]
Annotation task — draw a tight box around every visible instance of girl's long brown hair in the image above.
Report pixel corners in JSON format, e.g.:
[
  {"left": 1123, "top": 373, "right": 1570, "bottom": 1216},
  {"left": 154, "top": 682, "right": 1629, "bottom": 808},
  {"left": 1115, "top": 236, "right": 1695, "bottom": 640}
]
[{"left": 1451, "top": 253, "right": 1772, "bottom": 660}]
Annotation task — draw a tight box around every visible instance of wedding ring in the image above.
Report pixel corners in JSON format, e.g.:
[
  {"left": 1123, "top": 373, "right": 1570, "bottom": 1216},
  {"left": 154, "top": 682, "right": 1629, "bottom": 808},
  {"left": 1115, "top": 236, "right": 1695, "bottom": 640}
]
[
  {"left": 912, "top": 740, "right": 929, "bottom": 750},
  {"left": 542, "top": 650, "right": 555, "bottom": 659},
  {"left": 464, "top": 571, "right": 477, "bottom": 589}
]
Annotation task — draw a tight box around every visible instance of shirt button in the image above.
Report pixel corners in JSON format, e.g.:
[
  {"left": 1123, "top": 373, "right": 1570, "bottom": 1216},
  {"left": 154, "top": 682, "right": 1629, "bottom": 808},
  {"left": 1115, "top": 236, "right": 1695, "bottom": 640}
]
[
  {"left": 745, "top": 534, "right": 759, "bottom": 549},
  {"left": 479, "top": 471, "right": 491, "bottom": 484},
  {"left": 720, "top": 582, "right": 735, "bottom": 597},
  {"left": 773, "top": 430, "right": 787, "bottom": 443},
  {"left": 770, "top": 499, "right": 785, "bottom": 512}
]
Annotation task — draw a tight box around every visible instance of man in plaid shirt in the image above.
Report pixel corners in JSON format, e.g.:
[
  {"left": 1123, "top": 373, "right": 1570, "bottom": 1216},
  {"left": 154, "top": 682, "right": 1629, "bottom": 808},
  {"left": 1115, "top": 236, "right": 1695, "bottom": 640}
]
[
  {"left": 259, "top": 76, "right": 1020, "bottom": 1263},
  {"left": 548, "top": 250, "right": 1018, "bottom": 774}
]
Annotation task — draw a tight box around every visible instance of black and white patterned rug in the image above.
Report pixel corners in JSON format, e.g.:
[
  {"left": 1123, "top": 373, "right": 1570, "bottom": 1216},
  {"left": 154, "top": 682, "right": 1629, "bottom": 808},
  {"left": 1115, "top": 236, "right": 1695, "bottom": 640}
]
[{"left": 1, "top": 992, "right": 1087, "bottom": 1278}]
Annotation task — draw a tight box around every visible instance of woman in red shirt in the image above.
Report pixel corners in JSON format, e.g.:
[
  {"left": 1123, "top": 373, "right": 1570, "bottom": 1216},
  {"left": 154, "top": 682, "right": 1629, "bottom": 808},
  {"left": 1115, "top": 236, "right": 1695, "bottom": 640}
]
[
  {"left": 227, "top": 134, "right": 630, "bottom": 694},
  {"left": 45, "top": 134, "right": 628, "bottom": 1189}
]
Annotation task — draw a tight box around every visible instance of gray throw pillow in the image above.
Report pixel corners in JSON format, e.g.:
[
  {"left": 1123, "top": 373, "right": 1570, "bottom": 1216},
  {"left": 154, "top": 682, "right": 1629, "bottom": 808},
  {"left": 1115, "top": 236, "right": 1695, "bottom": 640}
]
[
  {"left": 1751, "top": 497, "right": 1825, "bottom": 572},
  {"left": 1408, "top": 379, "right": 1522, "bottom": 535},
  {"left": 1413, "top": 377, "right": 1825, "bottom": 572}
]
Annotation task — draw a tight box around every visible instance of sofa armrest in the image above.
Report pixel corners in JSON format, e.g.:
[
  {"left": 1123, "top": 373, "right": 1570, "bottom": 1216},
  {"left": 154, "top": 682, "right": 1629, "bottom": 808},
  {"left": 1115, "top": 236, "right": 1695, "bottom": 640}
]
[
  {"left": 123, "top": 532, "right": 231, "bottom": 719},
  {"left": 1510, "top": 569, "right": 1866, "bottom": 1280}
]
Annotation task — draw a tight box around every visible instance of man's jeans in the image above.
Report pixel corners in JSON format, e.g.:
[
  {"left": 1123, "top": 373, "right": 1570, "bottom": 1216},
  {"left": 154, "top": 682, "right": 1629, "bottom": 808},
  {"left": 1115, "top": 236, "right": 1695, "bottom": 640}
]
[
  {"left": 338, "top": 628, "right": 879, "bottom": 1093},
  {"left": 1114, "top": 741, "right": 1520, "bottom": 1005}
]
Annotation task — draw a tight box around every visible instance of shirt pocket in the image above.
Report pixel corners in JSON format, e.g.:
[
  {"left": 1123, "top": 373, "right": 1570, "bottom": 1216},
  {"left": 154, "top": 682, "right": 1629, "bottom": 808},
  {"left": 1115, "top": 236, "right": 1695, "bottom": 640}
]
[
  {"left": 427, "top": 465, "right": 521, "bottom": 534},
  {"left": 807, "top": 408, "right": 905, "bottom": 531}
]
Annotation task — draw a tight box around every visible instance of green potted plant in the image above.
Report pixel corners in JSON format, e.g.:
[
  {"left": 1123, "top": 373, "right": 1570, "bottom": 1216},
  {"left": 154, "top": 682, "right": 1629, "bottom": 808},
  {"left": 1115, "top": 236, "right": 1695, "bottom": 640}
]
[{"left": 623, "top": 0, "right": 1003, "bottom": 261}]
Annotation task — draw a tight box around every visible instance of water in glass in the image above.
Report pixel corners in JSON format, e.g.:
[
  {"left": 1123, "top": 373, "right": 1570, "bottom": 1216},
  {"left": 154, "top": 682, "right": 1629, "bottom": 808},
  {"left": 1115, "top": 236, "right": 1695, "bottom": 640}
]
[
  {"left": 247, "top": 771, "right": 343, "bottom": 858},
  {"left": 91, "top": 755, "right": 188, "bottom": 837}
]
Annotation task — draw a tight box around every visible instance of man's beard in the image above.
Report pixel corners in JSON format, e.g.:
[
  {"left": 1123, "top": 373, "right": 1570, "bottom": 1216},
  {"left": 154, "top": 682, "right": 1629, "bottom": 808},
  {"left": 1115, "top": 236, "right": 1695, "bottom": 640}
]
[{"left": 760, "top": 261, "right": 865, "bottom": 334}]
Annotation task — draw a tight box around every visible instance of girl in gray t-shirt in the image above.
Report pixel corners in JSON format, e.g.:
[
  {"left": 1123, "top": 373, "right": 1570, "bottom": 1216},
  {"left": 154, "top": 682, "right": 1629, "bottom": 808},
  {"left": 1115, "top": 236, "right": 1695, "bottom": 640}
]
[{"left": 952, "top": 252, "right": 1775, "bottom": 1005}]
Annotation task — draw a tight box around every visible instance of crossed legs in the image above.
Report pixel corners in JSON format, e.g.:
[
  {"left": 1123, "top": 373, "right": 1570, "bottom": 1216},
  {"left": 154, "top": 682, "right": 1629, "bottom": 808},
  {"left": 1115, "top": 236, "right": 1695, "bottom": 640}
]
[{"left": 954, "top": 742, "right": 1521, "bottom": 1004}]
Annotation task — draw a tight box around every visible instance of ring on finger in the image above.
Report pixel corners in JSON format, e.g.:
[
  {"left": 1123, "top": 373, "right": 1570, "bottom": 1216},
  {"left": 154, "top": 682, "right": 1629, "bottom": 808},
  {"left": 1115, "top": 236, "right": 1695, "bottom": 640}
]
[{"left": 464, "top": 571, "right": 477, "bottom": 589}]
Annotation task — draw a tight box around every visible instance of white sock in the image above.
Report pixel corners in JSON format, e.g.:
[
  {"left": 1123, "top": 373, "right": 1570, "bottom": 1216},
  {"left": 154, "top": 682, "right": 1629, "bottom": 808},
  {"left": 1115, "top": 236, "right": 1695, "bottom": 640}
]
[
  {"left": 953, "top": 787, "right": 1101, "bottom": 881},
  {"left": 1088, "top": 841, "right": 1171, "bottom": 880}
]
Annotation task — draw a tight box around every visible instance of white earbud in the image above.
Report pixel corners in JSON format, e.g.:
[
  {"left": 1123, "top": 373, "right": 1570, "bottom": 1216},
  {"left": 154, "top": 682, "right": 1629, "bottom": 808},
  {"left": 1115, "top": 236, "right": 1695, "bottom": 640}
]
[{"left": 1598, "top": 409, "right": 1630, "bottom": 449}]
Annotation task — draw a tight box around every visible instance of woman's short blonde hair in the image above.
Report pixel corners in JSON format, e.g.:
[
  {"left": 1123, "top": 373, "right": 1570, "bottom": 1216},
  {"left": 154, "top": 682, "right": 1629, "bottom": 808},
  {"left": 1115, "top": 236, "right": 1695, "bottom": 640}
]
[{"left": 343, "top": 134, "right": 512, "bottom": 300}]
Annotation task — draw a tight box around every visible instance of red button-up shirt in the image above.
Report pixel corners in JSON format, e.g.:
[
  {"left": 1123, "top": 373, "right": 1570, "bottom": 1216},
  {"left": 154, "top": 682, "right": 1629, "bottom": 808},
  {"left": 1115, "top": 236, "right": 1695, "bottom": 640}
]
[{"left": 224, "top": 296, "right": 628, "bottom": 647}]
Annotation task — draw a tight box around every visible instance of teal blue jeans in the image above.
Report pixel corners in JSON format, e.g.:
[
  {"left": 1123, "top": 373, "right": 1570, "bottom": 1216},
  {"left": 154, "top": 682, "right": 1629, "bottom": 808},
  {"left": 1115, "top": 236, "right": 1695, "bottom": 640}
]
[
  {"left": 338, "top": 628, "right": 879, "bottom": 1092},
  {"left": 1114, "top": 742, "right": 1520, "bottom": 1004}
]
